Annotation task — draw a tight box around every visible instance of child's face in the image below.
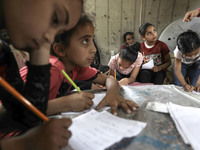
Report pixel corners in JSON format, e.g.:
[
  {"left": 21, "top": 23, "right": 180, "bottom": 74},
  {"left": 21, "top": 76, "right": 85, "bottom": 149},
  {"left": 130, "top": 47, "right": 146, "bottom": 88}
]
[
  {"left": 117, "top": 58, "right": 132, "bottom": 71},
  {"left": 183, "top": 47, "right": 200, "bottom": 58},
  {"left": 5, "top": 0, "right": 82, "bottom": 50},
  {"left": 142, "top": 26, "right": 157, "bottom": 44},
  {"left": 63, "top": 23, "right": 96, "bottom": 68},
  {"left": 125, "top": 34, "right": 134, "bottom": 46}
]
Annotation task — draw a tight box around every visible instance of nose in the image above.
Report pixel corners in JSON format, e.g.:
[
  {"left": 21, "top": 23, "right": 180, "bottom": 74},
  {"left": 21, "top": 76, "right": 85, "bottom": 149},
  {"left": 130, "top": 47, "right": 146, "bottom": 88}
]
[
  {"left": 91, "top": 41, "right": 97, "bottom": 54},
  {"left": 43, "top": 29, "right": 57, "bottom": 44}
]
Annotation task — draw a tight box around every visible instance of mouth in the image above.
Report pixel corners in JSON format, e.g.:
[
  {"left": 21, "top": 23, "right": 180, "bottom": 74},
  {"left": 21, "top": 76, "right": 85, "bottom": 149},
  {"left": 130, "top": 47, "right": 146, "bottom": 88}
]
[
  {"left": 88, "top": 57, "right": 94, "bottom": 63},
  {"left": 31, "top": 39, "right": 40, "bottom": 49}
]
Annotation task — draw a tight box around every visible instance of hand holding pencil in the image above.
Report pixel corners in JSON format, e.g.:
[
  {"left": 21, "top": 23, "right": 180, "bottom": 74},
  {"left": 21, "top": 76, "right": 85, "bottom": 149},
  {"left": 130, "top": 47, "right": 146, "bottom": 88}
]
[{"left": 183, "top": 77, "right": 194, "bottom": 92}]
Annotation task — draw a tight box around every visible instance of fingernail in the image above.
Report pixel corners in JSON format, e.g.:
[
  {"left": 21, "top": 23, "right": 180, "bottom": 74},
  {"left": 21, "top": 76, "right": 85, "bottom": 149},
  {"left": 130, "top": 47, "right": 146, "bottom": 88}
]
[
  {"left": 113, "top": 112, "right": 117, "bottom": 116},
  {"left": 127, "top": 110, "right": 131, "bottom": 114}
]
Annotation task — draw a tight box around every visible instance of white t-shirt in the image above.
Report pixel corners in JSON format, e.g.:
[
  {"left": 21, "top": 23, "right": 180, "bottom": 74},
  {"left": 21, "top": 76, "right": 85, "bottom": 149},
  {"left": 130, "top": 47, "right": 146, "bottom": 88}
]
[{"left": 173, "top": 46, "right": 200, "bottom": 64}]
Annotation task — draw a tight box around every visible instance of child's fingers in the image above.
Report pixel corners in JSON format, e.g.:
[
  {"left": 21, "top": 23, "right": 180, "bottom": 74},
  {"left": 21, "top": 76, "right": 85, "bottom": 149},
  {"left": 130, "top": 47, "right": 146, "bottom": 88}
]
[
  {"left": 120, "top": 102, "right": 131, "bottom": 114},
  {"left": 95, "top": 100, "right": 106, "bottom": 110},
  {"left": 126, "top": 100, "right": 138, "bottom": 110},
  {"left": 110, "top": 105, "right": 118, "bottom": 116}
]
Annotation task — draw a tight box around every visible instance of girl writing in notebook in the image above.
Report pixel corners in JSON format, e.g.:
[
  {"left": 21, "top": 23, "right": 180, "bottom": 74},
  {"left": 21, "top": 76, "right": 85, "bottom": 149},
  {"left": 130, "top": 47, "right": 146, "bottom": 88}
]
[
  {"left": 173, "top": 30, "right": 200, "bottom": 92},
  {"left": 137, "top": 22, "right": 171, "bottom": 84},
  {"left": 21, "top": 15, "right": 138, "bottom": 116},
  {"left": 0, "top": 0, "right": 82, "bottom": 149},
  {"left": 108, "top": 42, "right": 143, "bottom": 85}
]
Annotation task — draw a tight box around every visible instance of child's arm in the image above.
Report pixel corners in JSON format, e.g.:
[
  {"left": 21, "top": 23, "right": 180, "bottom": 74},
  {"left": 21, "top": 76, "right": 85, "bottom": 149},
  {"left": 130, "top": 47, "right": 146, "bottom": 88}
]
[
  {"left": 174, "top": 58, "right": 194, "bottom": 92},
  {"left": 109, "top": 68, "right": 115, "bottom": 77},
  {"left": 152, "top": 53, "right": 171, "bottom": 72},
  {"left": 119, "top": 66, "right": 140, "bottom": 85},
  {"left": 47, "top": 91, "right": 94, "bottom": 115},
  {"left": 195, "top": 75, "right": 200, "bottom": 92},
  {"left": 93, "top": 73, "right": 138, "bottom": 115}
]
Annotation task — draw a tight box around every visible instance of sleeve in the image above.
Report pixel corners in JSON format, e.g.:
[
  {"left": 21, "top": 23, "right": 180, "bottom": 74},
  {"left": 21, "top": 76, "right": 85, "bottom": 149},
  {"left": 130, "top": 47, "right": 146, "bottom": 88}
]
[
  {"left": 49, "top": 64, "right": 64, "bottom": 100},
  {"left": 0, "top": 40, "right": 51, "bottom": 129},
  {"left": 108, "top": 54, "right": 118, "bottom": 70},
  {"left": 134, "top": 52, "right": 143, "bottom": 67},
  {"left": 76, "top": 66, "right": 98, "bottom": 81},
  {"left": 173, "top": 46, "right": 182, "bottom": 59},
  {"left": 161, "top": 42, "right": 170, "bottom": 56}
]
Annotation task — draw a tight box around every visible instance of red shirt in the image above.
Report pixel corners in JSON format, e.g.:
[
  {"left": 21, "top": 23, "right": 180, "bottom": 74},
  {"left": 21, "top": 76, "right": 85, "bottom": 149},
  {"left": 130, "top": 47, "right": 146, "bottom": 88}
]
[
  {"left": 20, "top": 55, "right": 98, "bottom": 100},
  {"left": 141, "top": 40, "right": 170, "bottom": 66}
]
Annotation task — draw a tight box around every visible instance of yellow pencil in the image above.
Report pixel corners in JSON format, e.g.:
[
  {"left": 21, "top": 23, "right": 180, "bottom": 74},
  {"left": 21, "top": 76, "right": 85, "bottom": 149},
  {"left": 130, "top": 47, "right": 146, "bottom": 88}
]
[
  {"left": 143, "top": 52, "right": 146, "bottom": 63},
  {"left": 114, "top": 70, "right": 116, "bottom": 79},
  {"left": 187, "top": 77, "right": 191, "bottom": 86},
  {"left": 61, "top": 70, "right": 81, "bottom": 93},
  {"left": 0, "top": 77, "right": 49, "bottom": 122}
]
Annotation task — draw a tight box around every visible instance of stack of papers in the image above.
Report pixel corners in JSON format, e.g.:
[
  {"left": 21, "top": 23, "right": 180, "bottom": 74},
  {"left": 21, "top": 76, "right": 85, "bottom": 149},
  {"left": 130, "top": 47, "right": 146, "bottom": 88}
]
[
  {"left": 167, "top": 102, "right": 200, "bottom": 150},
  {"left": 63, "top": 109, "right": 146, "bottom": 150}
]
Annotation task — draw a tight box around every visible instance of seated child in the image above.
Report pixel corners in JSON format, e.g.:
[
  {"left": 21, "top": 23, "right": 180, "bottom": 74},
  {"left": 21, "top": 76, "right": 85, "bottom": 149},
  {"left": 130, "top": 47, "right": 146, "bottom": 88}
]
[
  {"left": 120, "top": 32, "right": 135, "bottom": 50},
  {"left": 173, "top": 30, "right": 200, "bottom": 92},
  {"left": 20, "top": 15, "right": 138, "bottom": 116},
  {"left": 108, "top": 42, "right": 143, "bottom": 85},
  {"left": 137, "top": 22, "right": 171, "bottom": 84}
]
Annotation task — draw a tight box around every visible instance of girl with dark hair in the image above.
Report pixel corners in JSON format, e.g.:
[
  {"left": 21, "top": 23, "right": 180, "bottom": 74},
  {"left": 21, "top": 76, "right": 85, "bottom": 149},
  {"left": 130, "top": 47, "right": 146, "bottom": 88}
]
[
  {"left": 108, "top": 42, "right": 143, "bottom": 85},
  {"left": 137, "top": 22, "right": 171, "bottom": 84},
  {"left": 120, "top": 32, "right": 135, "bottom": 50},
  {"left": 173, "top": 30, "right": 200, "bottom": 92},
  {"left": 20, "top": 15, "right": 138, "bottom": 116}
]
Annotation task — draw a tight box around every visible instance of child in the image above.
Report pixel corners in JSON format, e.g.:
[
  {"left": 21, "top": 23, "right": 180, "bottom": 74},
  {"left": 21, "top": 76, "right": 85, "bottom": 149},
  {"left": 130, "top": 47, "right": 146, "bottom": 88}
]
[
  {"left": 120, "top": 32, "right": 135, "bottom": 50},
  {"left": 21, "top": 15, "right": 138, "bottom": 116},
  {"left": 0, "top": 0, "right": 82, "bottom": 149},
  {"left": 108, "top": 42, "right": 143, "bottom": 86},
  {"left": 137, "top": 22, "right": 171, "bottom": 84},
  {"left": 173, "top": 30, "right": 200, "bottom": 92}
]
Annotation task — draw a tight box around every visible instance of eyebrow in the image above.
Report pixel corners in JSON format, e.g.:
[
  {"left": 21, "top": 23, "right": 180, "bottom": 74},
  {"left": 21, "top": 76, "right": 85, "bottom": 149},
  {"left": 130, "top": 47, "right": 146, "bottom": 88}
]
[{"left": 79, "top": 35, "right": 93, "bottom": 40}]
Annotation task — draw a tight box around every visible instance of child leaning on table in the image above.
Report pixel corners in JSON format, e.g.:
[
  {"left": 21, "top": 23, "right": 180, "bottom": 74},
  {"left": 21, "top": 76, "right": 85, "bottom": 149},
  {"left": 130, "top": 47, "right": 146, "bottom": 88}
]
[
  {"left": 0, "top": 0, "right": 82, "bottom": 149},
  {"left": 20, "top": 15, "right": 138, "bottom": 116},
  {"left": 173, "top": 30, "right": 200, "bottom": 92},
  {"left": 108, "top": 42, "right": 143, "bottom": 86}
]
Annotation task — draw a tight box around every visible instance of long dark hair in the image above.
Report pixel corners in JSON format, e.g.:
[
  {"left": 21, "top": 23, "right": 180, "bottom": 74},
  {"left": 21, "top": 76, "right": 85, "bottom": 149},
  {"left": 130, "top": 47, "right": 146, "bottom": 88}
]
[{"left": 119, "top": 42, "right": 141, "bottom": 63}]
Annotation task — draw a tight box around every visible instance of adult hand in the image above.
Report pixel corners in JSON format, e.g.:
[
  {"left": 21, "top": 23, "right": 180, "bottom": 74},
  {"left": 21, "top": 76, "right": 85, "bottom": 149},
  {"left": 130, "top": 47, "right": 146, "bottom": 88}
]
[
  {"left": 182, "top": 8, "right": 200, "bottom": 22},
  {"left": 96, "top": 91, "right": 138, "bottom": 115}
]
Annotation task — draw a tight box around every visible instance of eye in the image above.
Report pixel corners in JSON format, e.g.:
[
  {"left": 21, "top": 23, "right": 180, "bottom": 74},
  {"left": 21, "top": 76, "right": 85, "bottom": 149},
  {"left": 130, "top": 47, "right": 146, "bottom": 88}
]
[
  {"left": 83, "top": 39, "right": 88, "bottom": 45},
  {"left": 147, "top": 32, "right": 151, "bottom": 35},
  {"left": 52, "top": 12, "right": 59, "bottom": 25}
]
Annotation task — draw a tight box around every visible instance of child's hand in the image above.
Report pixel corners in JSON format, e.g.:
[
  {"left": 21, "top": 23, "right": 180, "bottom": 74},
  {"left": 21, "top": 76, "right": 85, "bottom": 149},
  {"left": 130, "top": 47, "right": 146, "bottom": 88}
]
[
  {"left": 119, "top": 78, "right": 129, "bottom": 86},
  {"left": 194, "top": 84, "right": 200, "bottom": 92},
  {"left": 66, "top": 91, "right": 94, "bottom": 111},
  {"left": 22, "top": 118, "right": 72, "bottom": 150},
  {"left": 183, "top": 84, "right": 194, "bottom": 92},
  {"left": 96, "top": 92, "right": 138, "bottom": 115},
  {"left": 151, "top": 66, "right": 160, "bottom": 72}
]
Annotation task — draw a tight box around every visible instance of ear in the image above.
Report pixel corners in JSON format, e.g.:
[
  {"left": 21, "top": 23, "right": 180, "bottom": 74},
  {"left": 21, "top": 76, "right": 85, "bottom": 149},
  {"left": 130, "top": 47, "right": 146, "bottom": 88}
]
[
  {"left": 53, "top": 43, "right": 65, "bottom": 57},
  {"left": 140, "top": 35, "right": 145, "bottom": 41}
]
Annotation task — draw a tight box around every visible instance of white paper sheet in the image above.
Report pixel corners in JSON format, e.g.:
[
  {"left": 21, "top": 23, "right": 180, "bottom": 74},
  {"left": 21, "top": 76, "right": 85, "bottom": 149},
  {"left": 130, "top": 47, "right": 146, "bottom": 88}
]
[
  {"left": 63, "top": 109, "right": 146, "bottom": 150},
  {"left": 61, "top": 93, "right": 109, "bottom": 115},
  {"left": 146, "top": 102, "right": 168, "bottom": 113},
  {"left": 167, "top": 102, "right": 200, "bottom": 150},
  {"left": 142, "top": 59, "right": 154, "bottom": 69}
]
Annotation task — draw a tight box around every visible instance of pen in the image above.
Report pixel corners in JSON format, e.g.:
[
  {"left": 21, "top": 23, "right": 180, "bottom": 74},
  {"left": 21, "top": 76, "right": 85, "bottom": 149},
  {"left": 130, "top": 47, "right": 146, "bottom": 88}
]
[
  {"left": 0, "top": 77, "right": 49, "bottom": 122},
  {"left": 61, "top": 70, "right": 81, "bottom": 93},
  {"left": 143, "top": 52, "right": 146, "bottom": 63}
]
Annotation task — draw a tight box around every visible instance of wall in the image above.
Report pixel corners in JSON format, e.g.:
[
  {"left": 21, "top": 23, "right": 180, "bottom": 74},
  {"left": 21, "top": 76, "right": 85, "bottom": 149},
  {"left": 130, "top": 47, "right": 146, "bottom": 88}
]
[{"left": 84, "top": 0, "right": 199, "bottom": 65}]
